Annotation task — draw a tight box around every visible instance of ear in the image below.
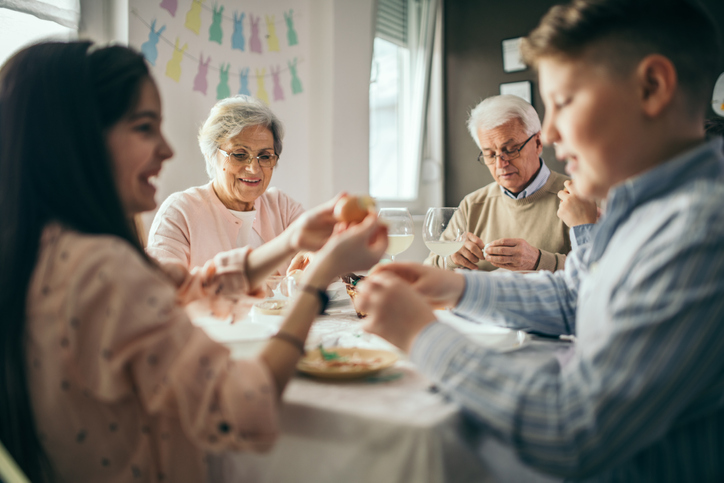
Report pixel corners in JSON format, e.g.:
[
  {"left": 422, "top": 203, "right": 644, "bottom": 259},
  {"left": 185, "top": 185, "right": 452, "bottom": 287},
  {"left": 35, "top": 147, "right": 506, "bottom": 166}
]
[
  {"left": 534, "top": 132, "right": 543, "bottom": 156},
  {"left": 635, "top": 54, "right": 677, "bottom": 118}
]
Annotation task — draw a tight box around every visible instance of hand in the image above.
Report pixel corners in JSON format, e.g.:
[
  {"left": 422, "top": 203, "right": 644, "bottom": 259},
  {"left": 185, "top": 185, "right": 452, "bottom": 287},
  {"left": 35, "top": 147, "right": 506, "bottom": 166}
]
[
  {"left": 286, "top": 194, "right": 342, "bottom": 253},
  {"left": 449, "top": 232, "right": 486, "bottom": 270},
  {"left": 483, "top": 238, "right": 540, "bottom": 271},
  {"left": 369, "top": 262, "right": 466, "bottom": 308},
  {"left": 303, "top": 214, "right": 388, "bottom": 285},
  {"left": 357, "top": 271, "right": 438, "bottom": 353},
  {"left": 287, "top": 251, "right": 313, "bottom": 274},
  {"left": 557, "top": 180, "right": 598, "bottom": 227}
]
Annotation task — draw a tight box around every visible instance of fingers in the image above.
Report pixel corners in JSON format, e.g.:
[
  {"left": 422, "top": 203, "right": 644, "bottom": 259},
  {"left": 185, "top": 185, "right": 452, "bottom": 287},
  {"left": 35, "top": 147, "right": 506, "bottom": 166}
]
[{"left": 450, "top": 249, "right": 479, "bottom": 270}]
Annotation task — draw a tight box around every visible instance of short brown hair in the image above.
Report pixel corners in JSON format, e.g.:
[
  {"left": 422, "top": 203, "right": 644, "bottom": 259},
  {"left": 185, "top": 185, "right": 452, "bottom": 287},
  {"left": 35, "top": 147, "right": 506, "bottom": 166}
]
[{"left": 521, "top": 0, "right": 722, "bottom": 111}]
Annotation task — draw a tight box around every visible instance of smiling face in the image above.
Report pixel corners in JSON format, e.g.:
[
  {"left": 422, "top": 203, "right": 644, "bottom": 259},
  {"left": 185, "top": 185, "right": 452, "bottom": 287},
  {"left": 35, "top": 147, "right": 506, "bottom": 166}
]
[
  {"left": 213, "top": 124, "right": 275, "bottom": 211},
  {"left": 106, "top": 78, "right": 174, "bottom": 215},
  {"left": 477, "top": 118, "right": 543, "bottom": 194},
  {"left": 538, "top": 56, "right": 646, "bottom": 200}
]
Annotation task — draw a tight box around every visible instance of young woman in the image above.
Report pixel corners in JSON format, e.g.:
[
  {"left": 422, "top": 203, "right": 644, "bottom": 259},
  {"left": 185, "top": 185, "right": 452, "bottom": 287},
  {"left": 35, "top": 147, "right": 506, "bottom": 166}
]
[{"left": 0, "top": 41, "right": 387, "bottom": 483}]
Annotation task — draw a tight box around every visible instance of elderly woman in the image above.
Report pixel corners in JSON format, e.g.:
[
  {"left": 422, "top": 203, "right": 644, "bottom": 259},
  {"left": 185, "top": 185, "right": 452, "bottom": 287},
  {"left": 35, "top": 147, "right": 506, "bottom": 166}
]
[{"left": 147, "top": 95, "right": 305, "bottom": 274}]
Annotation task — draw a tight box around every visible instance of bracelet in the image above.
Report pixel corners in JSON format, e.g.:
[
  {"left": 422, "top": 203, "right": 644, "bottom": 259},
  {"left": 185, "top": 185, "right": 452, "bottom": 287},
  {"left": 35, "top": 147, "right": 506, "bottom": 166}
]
[
  {"left": 271, "top": 331, "right": 306, "bottom": 355},
  {"left": 299, "top": 284, "right": 330, "bottom": 315}
]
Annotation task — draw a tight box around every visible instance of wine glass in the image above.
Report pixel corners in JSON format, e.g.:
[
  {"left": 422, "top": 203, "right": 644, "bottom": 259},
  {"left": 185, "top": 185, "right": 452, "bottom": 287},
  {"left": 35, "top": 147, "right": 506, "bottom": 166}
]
[
  {"left": 378, "top": 208, "right": 415, "bottom": 261},
  {"left": 422, "top": 208, "right": 465, "bottom": 270}
]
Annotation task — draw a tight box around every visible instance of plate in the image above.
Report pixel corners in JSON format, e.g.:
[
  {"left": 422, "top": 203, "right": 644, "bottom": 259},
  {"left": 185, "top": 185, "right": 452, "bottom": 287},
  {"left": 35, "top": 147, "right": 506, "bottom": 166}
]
[
  {"left": 434, "top": 310, "right": 528, "bottom": 352},
  {"left": 297, "top": 347, "right": 398, "bottom": 380},
  {"left": 202, "top": 321, "right": 275, "bottom": 359}
]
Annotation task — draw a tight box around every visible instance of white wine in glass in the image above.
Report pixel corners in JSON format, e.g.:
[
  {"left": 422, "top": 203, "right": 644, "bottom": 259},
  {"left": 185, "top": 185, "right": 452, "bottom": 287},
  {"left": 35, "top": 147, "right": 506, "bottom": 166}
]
[
  {"left": 379, "top": 208, "right": 414, "bottom": 261},
  {"left": 423, "top": 207, "right": 464, "bottom": 270}
]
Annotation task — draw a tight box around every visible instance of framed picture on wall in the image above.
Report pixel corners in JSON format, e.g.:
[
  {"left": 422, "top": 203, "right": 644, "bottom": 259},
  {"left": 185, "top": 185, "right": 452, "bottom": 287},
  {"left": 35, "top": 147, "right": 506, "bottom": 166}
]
[
  {"left": 501, "top": 37, "right": 527, "bottom": 73},
  {"left": 500, "top": 81, "right": 532, "bottom": 104}
]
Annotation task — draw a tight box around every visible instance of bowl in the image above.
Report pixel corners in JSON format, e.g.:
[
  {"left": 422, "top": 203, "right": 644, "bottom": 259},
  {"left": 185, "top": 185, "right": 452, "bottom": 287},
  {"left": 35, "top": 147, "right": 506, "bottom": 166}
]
[
  {"left": 251, "top": 299, "right": 290, "bottom": 327},
  {"left": 202, "top": 321, "right": 276, "bottom": 359},
  {"left": 341, "top": 273, "right": 366, "bottom": 318}
]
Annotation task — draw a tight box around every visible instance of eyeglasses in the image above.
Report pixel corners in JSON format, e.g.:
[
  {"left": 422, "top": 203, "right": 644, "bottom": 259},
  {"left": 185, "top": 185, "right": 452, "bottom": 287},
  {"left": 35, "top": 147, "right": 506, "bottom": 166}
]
[
  {"left": 218, "top": 148, "right": 279, "bottom": 168},
  {"left": 477, "top": 132, "right": 538, "bottom": 165}
]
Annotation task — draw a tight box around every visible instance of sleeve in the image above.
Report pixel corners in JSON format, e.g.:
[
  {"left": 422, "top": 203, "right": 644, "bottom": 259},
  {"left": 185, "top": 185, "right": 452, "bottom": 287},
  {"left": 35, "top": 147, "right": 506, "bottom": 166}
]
[
  {"left": 67, "top": 241, "right": 278, "bottom": 453},
  {"left": 453, "top": 248, "right": 583, "bottom": 335},
  {"left": 146, "top": 196, "right": 193, "bottom": 268},
  {"left": 536, "top": 249, "right": 566, "bottom": 271},
  {"left": 412, "top": 212, "right": 724, "bottom": 478},
  {"left": 422, "top": 200, "right": 469, "bottom": 269},
  {"left": 284, "top": 193, "right": 305, "bottom": 228},
  {"left": 569, "top": 224, "right": 594, "bottom": 250}
]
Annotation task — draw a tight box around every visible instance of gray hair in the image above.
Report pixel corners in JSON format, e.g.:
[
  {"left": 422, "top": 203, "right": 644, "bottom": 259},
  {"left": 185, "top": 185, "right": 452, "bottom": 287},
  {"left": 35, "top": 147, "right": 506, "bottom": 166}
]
[
  {"left": 466, "top": 95, "right": 541, "bottom": 149},
  {"left": 198, "top": 95, "right": 285, "bottom": 179}
]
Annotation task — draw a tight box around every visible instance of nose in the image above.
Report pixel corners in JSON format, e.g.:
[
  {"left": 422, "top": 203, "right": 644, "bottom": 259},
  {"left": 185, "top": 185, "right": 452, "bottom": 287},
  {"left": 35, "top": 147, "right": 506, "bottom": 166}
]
[
  {"left": 244, "top": 157, "right": 262, "bottom": 173},
  {"left": 159, "top": 133, "right": 174, "bottom": 161},
  {"left": 541, "top": 113, "right": 559, "bottom": 146}
]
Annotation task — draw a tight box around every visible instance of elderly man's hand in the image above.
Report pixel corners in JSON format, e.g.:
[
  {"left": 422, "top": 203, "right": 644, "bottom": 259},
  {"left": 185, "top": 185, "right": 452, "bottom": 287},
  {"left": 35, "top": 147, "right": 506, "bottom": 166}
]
[
  {"left": 450, "top": 232, "right": 486, "bottom": 270},
  {"left": 483, "top": 238, "right": 540, "bottom": 271},
  {"left": 557, "top": 180, "right": 598, "bottom": 227},
  {"left": 358, "top": 271, "right": 438, "bottom": 353}
]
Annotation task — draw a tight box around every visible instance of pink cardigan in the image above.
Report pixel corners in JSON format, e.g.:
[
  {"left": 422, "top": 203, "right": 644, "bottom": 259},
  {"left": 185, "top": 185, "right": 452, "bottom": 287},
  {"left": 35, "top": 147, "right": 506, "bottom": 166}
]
[
  {"left": 147, "top": 182, "right": 305, "bottom": 273},
  {"left": 27, "top": 224, "right": 278, "bottom": 483}
]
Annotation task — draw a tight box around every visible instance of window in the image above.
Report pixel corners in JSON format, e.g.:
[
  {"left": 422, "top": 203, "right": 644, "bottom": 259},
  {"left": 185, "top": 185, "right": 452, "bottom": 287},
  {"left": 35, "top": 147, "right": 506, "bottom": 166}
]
[
  {"left": 0, "top": 0, "right": 78, "bottom": 67},
  {"left": 369, "top": 0, "right": 440, "bottom": 207}
]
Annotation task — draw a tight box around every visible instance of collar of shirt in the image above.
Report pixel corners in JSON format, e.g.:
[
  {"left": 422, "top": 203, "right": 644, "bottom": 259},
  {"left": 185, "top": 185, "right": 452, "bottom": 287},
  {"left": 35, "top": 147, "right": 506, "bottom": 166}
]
[
  {"left": 499, "top": 158, "right": 550, "bottom": 199},
  {"left": 589, "top": 138, "right": 724, "bottom": 265}
]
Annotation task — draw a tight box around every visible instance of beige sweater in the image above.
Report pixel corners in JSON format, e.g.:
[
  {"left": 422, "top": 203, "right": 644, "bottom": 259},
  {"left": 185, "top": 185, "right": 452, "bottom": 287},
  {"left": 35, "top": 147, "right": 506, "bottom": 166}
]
[{"left": 424, "top": 171, "right": 571, "bottom": 271}]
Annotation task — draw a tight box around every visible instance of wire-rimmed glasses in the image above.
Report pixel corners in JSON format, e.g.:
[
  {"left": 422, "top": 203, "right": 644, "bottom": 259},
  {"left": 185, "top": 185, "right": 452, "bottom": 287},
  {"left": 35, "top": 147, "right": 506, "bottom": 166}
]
[
  {"left": 477, "top": 132, "right": 538, "bottom": 165},
  {"left": 218, "top": 148, "right": 279, "bottom": 168}
]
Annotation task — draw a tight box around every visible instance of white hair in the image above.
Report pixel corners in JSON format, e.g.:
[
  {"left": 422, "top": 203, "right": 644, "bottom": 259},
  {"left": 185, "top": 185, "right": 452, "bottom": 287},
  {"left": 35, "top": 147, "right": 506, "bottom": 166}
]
[
  {"left": 198, "top": 95, "right": 285, "bottom": 179},
  {"left": 466, "top": 95, "right": 541, "bottom": 149}
]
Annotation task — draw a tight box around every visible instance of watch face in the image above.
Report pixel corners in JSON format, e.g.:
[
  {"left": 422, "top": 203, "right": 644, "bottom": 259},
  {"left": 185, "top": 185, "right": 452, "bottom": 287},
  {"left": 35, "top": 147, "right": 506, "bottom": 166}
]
[{"left": 713, "top": 72, "right": 724, "bottom": 118}]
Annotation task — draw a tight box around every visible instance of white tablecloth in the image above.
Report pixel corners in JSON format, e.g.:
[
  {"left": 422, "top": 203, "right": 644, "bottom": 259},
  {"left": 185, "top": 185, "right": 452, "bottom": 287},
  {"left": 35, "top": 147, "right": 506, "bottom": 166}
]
[{"left": 205, "top": 296, "right": 563, "bottom": 483}]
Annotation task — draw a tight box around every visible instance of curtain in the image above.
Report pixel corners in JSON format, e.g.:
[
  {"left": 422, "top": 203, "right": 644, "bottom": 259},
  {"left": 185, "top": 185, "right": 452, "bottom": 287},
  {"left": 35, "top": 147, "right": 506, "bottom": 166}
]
[{"left": 0, "top": 0, "right": 80, "bottom": 29}]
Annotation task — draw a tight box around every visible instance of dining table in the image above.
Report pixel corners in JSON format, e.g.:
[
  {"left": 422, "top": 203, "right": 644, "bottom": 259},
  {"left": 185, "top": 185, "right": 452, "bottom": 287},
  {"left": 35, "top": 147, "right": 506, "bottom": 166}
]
[{"left": 199, "top": 283, "right": 567, "bottom": 483}]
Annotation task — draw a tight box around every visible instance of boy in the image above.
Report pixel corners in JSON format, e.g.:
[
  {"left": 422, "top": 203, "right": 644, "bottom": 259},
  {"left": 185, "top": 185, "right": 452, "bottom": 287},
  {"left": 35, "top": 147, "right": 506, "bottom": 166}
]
[{"left": 357, "top": 0, "right": 724, "bottom": 480}]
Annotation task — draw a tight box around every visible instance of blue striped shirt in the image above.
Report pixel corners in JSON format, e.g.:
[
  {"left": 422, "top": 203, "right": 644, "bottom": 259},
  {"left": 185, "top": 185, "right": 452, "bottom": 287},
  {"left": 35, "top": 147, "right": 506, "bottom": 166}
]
[{"left": 411, "top": 139, "right": 724, "bottom": 481}]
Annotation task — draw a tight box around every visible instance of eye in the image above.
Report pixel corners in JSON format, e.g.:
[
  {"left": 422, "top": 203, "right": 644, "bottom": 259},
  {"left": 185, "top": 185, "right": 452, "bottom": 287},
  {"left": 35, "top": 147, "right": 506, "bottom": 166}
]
[
  {"left": 231, "top": 152, "right": 250, "bottom": 162},
  {"left": 258, "top": 154, "right": 273, "bottom": 161},
  {"left": 134, "top": 123, "right": 153, "bottom": 133},
  {"left": 554, "top": 97, "right": 571, "bottom": 109}
]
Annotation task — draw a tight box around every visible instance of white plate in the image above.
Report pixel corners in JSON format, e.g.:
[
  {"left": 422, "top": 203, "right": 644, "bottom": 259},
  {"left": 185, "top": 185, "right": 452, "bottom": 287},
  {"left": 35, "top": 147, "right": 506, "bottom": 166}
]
[{"left": 434, "top": 310, "right": 528, "bottom": 352}]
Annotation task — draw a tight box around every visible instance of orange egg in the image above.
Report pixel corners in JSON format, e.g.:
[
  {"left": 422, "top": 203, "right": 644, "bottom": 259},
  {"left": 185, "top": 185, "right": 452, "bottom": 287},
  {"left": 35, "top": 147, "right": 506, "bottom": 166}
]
[{"left": 334, "top": 195, "right": 376, "bottom": 224}]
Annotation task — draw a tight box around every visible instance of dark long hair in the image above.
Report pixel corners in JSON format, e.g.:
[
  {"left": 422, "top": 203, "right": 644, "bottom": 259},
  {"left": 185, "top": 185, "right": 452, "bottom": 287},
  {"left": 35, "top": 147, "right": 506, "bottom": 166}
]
[{"left": 0, "top": 41, "right": 151, "bottom": 481}]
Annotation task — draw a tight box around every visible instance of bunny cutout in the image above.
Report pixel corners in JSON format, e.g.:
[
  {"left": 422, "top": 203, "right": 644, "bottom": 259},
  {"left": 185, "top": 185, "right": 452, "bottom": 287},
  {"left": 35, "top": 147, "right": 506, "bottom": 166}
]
[
  {"left": 159, "top": 0, "right": 177, "bottom": 17},
  {"left": 284, "top": 10, "right": 298, "bottom": 46},
  {"left": 232, "top": 12, "right": 246, "bottom": 51},
  {"left": 265, "top": 15, "right": 280, "bottom": 52},
  {"left": 271, "top": 65, "right": 284, "bottom": 101},
  {"left": 209, "top": 5, "right": 224, "bottom": 44},
  {"left": 238, "top": 67, "right": 251, "bottom": 96},
  {"left": 255, "top": 68, "right": 269, "bottom": 105},
  {"left": 193, "top": 54, "right": 211, "bottom": 95},
  {"left": 140, "top": 20, "right": 166, "bottom": 66},
  {"left": 249, "top": 14, "right": 262, "bottom": 53},
  {"left": 165, "top": 38, "right": 187, "bottom": 82},
  {"left": 185, "top": 0, "right": 204, "bottom": 35},
  {"left": 288, "top": 58, "right": 303, "bottom": 95},
  {"left": 217, "top": 63, "right": 231, "bottom": 100}
]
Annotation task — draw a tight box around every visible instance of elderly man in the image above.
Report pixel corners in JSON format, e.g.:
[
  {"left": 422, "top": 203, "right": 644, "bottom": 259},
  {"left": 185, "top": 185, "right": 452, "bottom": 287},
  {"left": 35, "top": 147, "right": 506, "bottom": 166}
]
[{"left": 424, "top": 95, "right": 570, "bottom": 272}]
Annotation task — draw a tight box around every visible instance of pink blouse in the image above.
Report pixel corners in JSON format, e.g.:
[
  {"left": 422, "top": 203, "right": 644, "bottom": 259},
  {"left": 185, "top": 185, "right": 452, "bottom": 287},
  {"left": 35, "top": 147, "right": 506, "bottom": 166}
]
[
  {"left": 147, "top": 182, "right": 305, "bottom": 274},
  {"left": 25, "top": 224, "right": 278, "bottom": 483}
]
